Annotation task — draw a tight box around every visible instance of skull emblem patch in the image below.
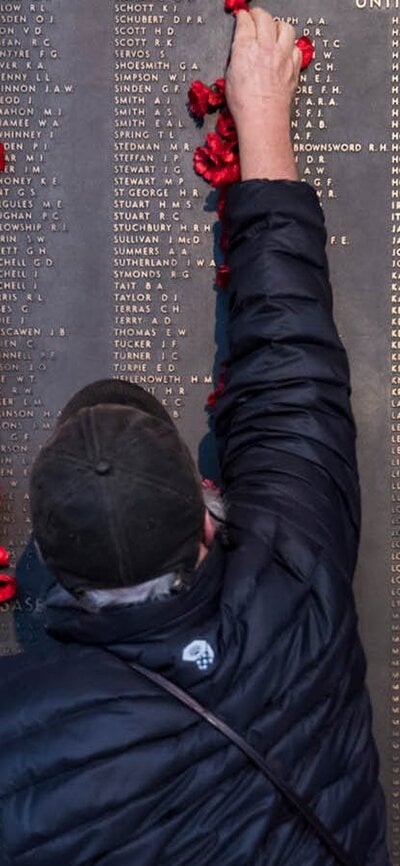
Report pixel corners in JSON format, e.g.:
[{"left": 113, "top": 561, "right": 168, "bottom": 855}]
[{"left": 182, "top": 640, "right": 215, "bottom": 671}]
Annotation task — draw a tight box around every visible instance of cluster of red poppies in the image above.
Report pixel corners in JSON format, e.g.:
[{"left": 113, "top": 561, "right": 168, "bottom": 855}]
[
  {"left": 188, "top": 43, "right": 314, "bottom": 194},
  {"left": 188, "top": 84, "right": 239, "bottom": 187},
  {"left": 0, "top": 547, "right": 16, "bottom": 603},
  {"left": 187, "top": 3, "right": 314, "bottom": 408},
  {"left": 206, "top": 365, "right": 227, "bottom": 409},
  {"left": 187, "top": 82, "right": 239, "bottom": 379}
]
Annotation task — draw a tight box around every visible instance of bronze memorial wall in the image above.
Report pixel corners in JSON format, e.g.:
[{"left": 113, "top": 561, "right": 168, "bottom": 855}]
[{"left": 0, "top": 0, "right": 397, "bottom": 857}]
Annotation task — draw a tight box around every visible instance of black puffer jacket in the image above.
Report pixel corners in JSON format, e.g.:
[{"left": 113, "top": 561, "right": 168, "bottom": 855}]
[{"left": 0, "top": 181, "right": 390, "bottom": 866}]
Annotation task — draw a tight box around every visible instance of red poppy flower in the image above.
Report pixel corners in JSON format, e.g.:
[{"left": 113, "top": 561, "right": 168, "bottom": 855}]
[
  {"left": 0, "top": 143, "right": 6, "bottom": 172},
  {"left": 216, "top": 263, "right": 231, "bottom": 289},
  {"left": 188, "top": 78, "right": 226, "bottom": 119},
  {"left": 207, "top": 132, "right": 238, "bottom": 162},
  {"left": 0, "top": 574, "right": 17, "bottom": 604},
  {"left": 220, "top": 226, "right": 230, "bottom": 252},
  {"left": 217, "top": 187, "right": 229, "bottom": 220},
  {"left": 194, "top": 133, "right": 240, "bottom": 187},
  {"left": 296, "top": 36, "right": 314, "bottom": 70},
  {"left": 0, "top": 546, "right": 10, "bottom": 567},
  {"left": 216, "top": 110, "right": 238, "bottom": 146},
  {"left": 188, "top": 80, "right": 213, "bottom": 119},
  {"left": 207, "top": 365, "right": 227, "bottom": 408},
  {"left": 208, "top": 78, "right": 226, "bottom": 110},
  {"left": 225, "top": 0, "right": 249, "bottom": 13}
]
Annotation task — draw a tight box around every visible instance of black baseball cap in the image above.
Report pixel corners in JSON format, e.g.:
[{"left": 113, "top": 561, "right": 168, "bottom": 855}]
[{"left": 30, "top": 380, "right": 205, "bottom": 593}]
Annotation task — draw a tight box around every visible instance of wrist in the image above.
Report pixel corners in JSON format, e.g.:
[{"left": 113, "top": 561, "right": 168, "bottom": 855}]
[
  {"left": 236, "top": 110, "right": 291, "bottom": 141},
  {"left": 233, "top": 97, "right": 292, "bottom": 131},
  {"left": 238, "top": 123, "right": 297, "bottom": 182}
]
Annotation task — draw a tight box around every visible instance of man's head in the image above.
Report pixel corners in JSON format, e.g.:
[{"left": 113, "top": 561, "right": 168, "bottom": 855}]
[{"left": 30, "top": 380, "right": 206, "bottom": 595}]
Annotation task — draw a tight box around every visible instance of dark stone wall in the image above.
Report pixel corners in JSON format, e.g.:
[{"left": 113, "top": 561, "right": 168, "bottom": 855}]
[{"left": 0, "top": 0, "right": 395, "bottom": 856}]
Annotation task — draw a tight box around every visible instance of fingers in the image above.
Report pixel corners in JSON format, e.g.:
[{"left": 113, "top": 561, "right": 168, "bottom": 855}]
[
  {"left": 233, "top": 9, "right": 256, "bottom": 42},
  {"left": 293, "top": 44, "right": 303, "bottom": 75},
  {"left": 231, "top": 7, "right": 301, "bottom": 85},
  {"left": 276, "top": 20, "right": 296, "bottom": 51},
  {"left": 242, "top": 9, "right": 297, "bottom": 53},
  {"left": 250, "top": 7, "right": 278, "bottom": 44},
  {"left": 234, "top": 9, "right": 295, "bottom": 49}
]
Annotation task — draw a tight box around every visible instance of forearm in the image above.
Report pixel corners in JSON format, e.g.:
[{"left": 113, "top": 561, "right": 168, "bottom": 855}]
[{"left": 238, "top": 108, "right": 298, "bottom": 181}]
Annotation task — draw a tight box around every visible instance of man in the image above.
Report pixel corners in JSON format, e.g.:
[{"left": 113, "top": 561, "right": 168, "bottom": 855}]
[{"left": 0, "top": 9, "right": 390, "bottom": 866}]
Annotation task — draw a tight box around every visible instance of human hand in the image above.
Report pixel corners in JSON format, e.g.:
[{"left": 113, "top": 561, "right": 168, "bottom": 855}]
[
  {"left": 226, "top": 8, "right": 302, "bottom": 126},
  {"left": 225, "top": 8, "right": 301, "bottom": 181}
]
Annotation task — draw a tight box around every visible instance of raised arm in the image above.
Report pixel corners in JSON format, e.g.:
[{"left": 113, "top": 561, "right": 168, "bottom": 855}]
[{"left": 215, "top": 10, "right": 360, "bottom": 578}]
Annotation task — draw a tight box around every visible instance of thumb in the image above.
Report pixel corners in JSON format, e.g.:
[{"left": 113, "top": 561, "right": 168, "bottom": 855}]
[{"left": 293, "top": 45, "right": 302, "bottom": 76}]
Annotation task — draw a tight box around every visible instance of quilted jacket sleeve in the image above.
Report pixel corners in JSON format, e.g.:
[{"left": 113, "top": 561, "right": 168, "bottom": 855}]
[{"left": 215, "top": 180, "right": 361, "bottom": 577}]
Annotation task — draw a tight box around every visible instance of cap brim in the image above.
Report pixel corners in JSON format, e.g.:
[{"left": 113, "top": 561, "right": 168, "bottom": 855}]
[{"left": 58, "top": 379, "right": 173, "bottom": 428}]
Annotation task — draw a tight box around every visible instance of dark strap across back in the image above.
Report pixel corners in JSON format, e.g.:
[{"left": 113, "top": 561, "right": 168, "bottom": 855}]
[{"left": 127, "top": 659, "right": 360, "bottom": 866}]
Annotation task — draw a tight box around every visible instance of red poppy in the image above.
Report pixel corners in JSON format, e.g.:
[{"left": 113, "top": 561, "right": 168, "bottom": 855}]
[
  {"left": 0, "top": 574, "right": 17, "bottom": 604},
  {"left": 217, "top": 187, "right": 229, "bottom": 220},
  {"left": 0, "top": 143, "right": 6, "bottom": 172},
  {"left": 296, "top": 35, "right": 314, "bottom": 70},
  {"left": 225, "top": 0, "right": 249, "bottom": 13},
  {"left": 208, "top": 132, "right": 238, "bottom": 162},
  {"left": 220, "top": 226, "right": 230, "bottom": 252},
  {"left": 207, "top": 78, "right": 226, "bottom": 110},
  {"left": 216, "top": 110, "right": 238, "bottom": 145},
  {"left": 216, "top": 263, "right": 231, "bottom": 289},
  {"left": 0, "top": 546, "right": 10, "bottom": 567},
  {"left": 207, "top": 366, "right": 227, "bottom": 408},
  {"left": 188, "top": 80, "right": 213, "bottom": 119},
  {"left": 194, "top": 133, "right": 240, "bottom": 187},
  {"left": 188, "top": 78, "right": 226, "bottom": 119}
]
